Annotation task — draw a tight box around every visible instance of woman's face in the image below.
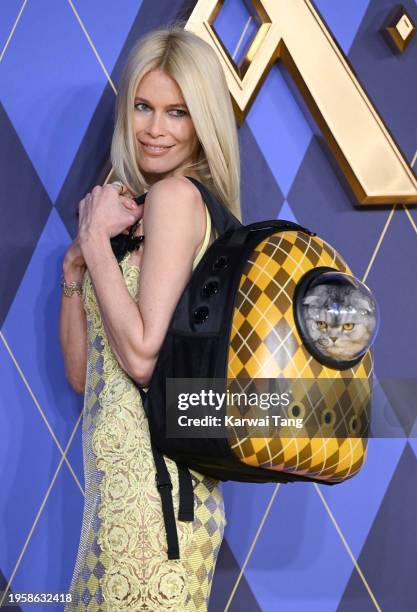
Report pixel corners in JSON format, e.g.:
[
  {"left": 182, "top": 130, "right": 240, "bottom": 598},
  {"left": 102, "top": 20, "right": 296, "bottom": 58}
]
[{"left": 133, "top": 68, "right": 200, "bottom": 185}]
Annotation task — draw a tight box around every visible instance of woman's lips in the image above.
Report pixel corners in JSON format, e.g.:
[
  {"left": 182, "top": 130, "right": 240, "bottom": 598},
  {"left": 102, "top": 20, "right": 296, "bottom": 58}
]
[{"left": 140, "top": 142, "right": 173, "bottom": 156}]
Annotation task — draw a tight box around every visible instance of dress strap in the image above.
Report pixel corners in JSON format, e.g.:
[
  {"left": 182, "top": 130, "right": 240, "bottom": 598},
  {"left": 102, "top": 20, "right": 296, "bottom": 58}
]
[{"left": 192, "top": 204, "right": 211, "bottom": 270}]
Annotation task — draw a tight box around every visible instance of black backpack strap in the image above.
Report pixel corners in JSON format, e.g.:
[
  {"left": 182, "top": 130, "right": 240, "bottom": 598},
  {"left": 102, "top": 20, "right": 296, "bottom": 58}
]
[
  {"left": 137, "top": 384, "right": 194, "bottom": 557},
  {"left": 138, "top": 385, "right": 179, "bottom": 557},
  {"left": 184, "top": 176, "right": 243, "bottom": 236},
  {"left": 177, "top": 463, "right": 194, "bottom": 521},
  {"left": 228, "top": 219, "right": 316, "bottom": 246},
  {"left": 149, "top": 440, "right": 180, "bottom": 560}
]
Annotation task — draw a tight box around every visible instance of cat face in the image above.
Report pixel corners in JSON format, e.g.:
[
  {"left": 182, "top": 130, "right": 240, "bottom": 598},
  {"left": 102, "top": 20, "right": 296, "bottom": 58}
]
[{"left": 301, "top": 284, "right": 377, "bottom": 361}]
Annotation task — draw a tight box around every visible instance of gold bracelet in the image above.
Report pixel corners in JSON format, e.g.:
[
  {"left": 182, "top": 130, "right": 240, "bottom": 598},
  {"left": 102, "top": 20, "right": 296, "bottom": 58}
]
[{"left": 61, "top": 274, "right": 83, "bottom": 297}]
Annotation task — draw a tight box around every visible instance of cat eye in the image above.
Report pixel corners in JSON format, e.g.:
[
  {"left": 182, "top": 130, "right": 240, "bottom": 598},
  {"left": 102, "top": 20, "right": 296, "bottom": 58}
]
[
  {"left": 317, "top": 321, "right": 327, "bottom": 330},
  {"left": 343, "top": 323, "right": 354, "bottom": 331}
]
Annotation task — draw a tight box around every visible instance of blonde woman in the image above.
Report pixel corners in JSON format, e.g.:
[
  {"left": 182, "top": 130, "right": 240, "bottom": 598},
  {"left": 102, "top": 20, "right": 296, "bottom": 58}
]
[{"left": 60, "top": 24, "right": 241, "bottom": 611}]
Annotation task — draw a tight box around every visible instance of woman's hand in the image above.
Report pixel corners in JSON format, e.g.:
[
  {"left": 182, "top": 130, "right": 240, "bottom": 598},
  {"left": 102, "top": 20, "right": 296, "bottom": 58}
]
[{"left": 78, "top": 184, "right": 144, "bottom": 249}]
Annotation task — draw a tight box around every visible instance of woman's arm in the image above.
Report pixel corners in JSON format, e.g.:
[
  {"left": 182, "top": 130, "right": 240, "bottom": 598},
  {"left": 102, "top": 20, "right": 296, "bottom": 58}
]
[
  {"left": 59, "top": 256, "right": 87, "bottom": 395},
  {"left": 80, "top": 176, "right": 207, "bottom": 386},
  {"left": 59, "top": 184, "right": 142, "bottom": 393}
]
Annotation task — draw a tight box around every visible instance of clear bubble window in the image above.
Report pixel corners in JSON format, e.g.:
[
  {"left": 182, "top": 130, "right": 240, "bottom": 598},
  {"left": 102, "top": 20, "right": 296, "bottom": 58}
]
[{"left": 297, "top": 271, "right": 380, "bottom": 365}]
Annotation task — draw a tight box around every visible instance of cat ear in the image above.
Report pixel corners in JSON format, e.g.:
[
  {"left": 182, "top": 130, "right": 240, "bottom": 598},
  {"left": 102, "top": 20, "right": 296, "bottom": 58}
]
[
  {"left": 302, "top": 295, "right": 320, "bottom": 306},
  {"left": 353, "top": 297, "right": 373, "bottom": 312}
]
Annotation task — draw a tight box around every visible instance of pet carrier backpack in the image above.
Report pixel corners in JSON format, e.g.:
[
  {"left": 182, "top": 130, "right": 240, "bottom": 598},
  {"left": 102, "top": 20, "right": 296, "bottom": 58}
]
[{"left": 111, "top": 176, "right": 378, "bottom": 559}]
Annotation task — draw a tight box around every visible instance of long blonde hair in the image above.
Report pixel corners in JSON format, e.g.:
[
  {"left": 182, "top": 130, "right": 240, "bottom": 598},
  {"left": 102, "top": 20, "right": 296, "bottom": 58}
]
[{"left": 110, "top": 24, "right": 241, "bottom": 220}]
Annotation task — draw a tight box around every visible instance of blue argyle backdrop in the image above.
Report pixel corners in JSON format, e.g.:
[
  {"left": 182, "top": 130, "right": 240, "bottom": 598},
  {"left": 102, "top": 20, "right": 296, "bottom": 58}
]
[{"left": 1, "top": 1, "right": 416, "bottom": 611}]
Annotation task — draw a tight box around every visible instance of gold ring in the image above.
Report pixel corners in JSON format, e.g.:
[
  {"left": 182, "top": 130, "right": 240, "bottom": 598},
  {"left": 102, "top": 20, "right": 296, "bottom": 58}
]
[{"left": 112, "top": 181, "right": 125, "bottom": 196}]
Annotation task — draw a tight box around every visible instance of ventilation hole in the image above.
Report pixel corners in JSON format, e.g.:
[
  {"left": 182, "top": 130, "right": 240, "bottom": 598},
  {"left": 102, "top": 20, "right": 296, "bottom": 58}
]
[
  {"left": 201, "top": 281, "right": 219, "bottom": 297},
  {"left": 321, "top": 409, "right": 336, "bottom": 427},
  {"left": 212, "top": 256, "right": 229, "bottom": 271},
  {"left": 349, "top": 415, "right": 360, "bottom": 434},
  {"left": 193, "top": 306, "right": 210, "bottom": 324}
]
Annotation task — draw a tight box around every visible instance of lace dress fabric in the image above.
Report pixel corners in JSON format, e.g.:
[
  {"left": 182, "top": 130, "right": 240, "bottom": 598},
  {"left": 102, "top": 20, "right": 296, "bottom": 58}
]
[{"left": 65, "top": 207, "right": 225, "bottom": 611}]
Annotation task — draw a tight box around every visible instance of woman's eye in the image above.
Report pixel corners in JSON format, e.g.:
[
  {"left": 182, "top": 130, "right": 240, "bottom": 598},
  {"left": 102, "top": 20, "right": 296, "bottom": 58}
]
[
  {"left": 134, "top": 103, "right": 187, "bottom": 117},
  {"left": 169, "top": 109, "right": 188, "bottom": 117},
  {"left": 134, "top": 102, "right": 149, "bottom": 111}
]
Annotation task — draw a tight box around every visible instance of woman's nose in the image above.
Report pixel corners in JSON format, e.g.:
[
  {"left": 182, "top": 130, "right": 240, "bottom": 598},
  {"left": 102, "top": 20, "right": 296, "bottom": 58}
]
[{"left": 146, "top": 112, "right": 165, "bottom": 137}]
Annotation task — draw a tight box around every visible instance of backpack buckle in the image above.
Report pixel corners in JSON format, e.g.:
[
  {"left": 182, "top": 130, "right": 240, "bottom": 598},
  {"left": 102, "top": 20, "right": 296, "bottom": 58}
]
[{"left": 155, "top": 473, "right": 173, "bottom": 490}]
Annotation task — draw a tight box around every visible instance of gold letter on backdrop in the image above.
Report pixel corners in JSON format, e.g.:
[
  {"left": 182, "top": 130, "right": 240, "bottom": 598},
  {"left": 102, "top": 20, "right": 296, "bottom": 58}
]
[{"left": 186, "top": 0, "right": 417, "bottom": 205}]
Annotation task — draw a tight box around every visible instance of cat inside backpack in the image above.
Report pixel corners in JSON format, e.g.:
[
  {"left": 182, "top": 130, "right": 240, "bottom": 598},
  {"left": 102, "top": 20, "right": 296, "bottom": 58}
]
[{"left": 301, "top": 283, "right": 377, "bottom": 360}]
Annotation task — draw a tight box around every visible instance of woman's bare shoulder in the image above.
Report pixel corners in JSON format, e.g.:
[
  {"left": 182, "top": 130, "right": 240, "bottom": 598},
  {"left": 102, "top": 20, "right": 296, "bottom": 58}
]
[
  {"left": 143, "top": 175, "right": 206, "bottom": 236},
  {"left": 146, "top": 175, "right": 202, "bottom": 203}
]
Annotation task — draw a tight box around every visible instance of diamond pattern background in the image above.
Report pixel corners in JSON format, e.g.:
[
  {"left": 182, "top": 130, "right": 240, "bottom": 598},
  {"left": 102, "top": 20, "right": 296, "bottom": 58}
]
[{"left": 0, "top": 1, "right": 416, "bottom": 611}]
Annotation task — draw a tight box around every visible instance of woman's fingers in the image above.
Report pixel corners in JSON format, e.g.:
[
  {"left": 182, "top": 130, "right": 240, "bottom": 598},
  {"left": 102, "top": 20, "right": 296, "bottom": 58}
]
[
  {"left": 78, "top": 183, "right": 142, "bottom": 239},
  {"left": 111, "top": 181, "right": 137, "bottom": 201},
  {"left": 120, "top": 196, "right": 137, "bottom": 211},
  {"left": 110, "top": 181, "right": 132, "bottom": 195},
  {"left": 111, "top": 182, "right": 124, "bottom": 196},
  {"left": 118, "top": 194, "right": 144, "bottom": 223}
]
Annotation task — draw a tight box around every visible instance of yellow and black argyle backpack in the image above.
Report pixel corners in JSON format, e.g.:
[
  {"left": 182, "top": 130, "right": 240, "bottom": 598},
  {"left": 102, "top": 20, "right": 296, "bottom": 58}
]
[{"left": 111, "top": 176, "right": 379, "bottom": 560}]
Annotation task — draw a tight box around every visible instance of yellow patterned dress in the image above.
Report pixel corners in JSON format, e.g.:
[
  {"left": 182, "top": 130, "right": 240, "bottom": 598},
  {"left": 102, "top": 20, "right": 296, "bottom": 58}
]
[{"left": 66, "top": 204, "right": 226, "bottom": 611}]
